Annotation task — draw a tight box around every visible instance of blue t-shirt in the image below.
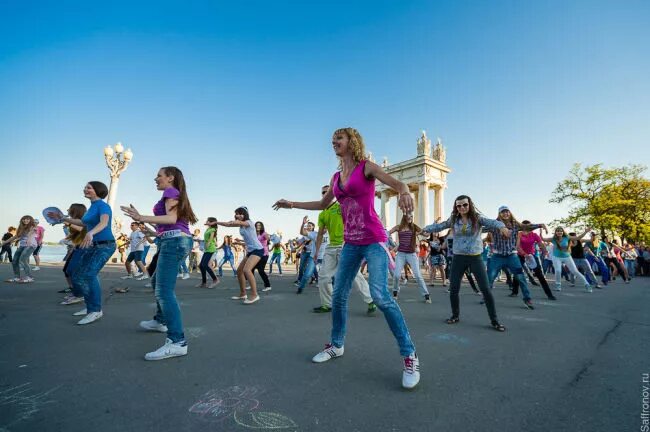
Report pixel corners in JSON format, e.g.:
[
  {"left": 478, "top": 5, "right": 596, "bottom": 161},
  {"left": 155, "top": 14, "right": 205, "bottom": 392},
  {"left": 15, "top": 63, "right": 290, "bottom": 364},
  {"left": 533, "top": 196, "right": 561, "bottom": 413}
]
[{"left": 82, "top": 200, "right": 114, "bottom": 241}]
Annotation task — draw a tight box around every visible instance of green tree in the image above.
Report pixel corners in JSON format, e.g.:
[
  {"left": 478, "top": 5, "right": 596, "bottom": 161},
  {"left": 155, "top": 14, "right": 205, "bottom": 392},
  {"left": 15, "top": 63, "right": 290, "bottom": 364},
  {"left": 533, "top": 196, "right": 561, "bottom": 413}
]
[{"left": 550, "top": 163, "right": 650, "bottom": 242}]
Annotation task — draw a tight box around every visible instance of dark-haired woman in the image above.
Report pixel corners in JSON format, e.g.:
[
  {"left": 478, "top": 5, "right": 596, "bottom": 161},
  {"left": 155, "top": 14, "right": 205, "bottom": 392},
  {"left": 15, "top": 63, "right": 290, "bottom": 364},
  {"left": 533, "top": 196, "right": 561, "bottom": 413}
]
[
  {"left": 122, "top": 166, "right": 197, "bottom": 360},
  {"left": 217, "top": 236, "right": 238, "bottom": 277},
  {"left": 389, "top": 214, "right": 431, "bottom": 303},
  {"left": 423, "top": 195, "right": 510, "bottom": 331},
  {"left": 197, "top": 217, "right": 220, "bottom": 288},
  {"left": 273, "top": 127, "right": 420, "bottom": 389},
  {"left": 0, "top": 227, "right": 15, "bottom": 263},
  {"left": 254, "top": 221, "right": 272, "bottom": 292},
  {"left": 516, "top": 221, "right": 556, "bottom": 300},
  {"left": 427, "top": 232, "right": 446, "bottom": 287},
  {"left": 60, "top": 204, "right": 88, "bottom": 305},
  {"left": 49, "top": 182, "right": 115, "bottom": 325},
  {"left": 216, "top": 207, "right": 263, "bottom": 304},
  {"left": 541, "top": 227, "right": 593, "bottom": 292}
]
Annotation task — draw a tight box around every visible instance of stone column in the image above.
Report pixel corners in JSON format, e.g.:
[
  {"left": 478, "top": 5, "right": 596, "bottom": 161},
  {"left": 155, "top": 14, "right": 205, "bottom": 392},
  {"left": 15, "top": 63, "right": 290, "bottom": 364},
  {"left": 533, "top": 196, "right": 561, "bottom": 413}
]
[
  {"left": 380, "top": 191, "right": 391, "bottom": 228},
  {"left": 434, "top": 186, "right": 445, "bottom": 221},
  {"left": 412, "top": 190, "right": 419, "bottom": 225},
  {"left": 418, "top": 182, "right": 429, "bottom": 227}
]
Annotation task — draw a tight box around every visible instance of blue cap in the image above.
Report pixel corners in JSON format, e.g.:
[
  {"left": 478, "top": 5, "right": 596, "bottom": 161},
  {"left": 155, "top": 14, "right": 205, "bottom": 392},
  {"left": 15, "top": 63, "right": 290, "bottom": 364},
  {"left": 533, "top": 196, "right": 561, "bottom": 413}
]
[{"left": 498, "top": 205, "right": 510, "bottom": 213}]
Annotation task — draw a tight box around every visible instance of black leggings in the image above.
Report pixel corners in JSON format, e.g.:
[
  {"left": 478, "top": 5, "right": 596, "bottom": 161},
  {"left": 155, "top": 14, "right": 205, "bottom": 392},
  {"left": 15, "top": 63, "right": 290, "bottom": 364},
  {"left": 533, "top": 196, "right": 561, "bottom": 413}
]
[
  {"left": 0, "top": 245, "right": 13, "bottom": 262},
  {"left": 513, "top": 256, "right": 554, "bottom": 298},
  {"left": 449, "top": 255, "right": 498, "bottom": 322},
  {"left": 199, "top": 252, "right": 218, "bottom": 283},
  {"left": 253, "top": 255, "right": 271, "bottom": 288}
]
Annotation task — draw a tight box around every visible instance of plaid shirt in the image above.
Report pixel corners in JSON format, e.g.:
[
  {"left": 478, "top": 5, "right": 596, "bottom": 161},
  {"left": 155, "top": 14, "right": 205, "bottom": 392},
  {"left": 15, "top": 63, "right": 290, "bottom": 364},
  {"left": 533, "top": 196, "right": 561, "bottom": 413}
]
[{"left": 488, "top": 224, "right": 542, "bottom": 256}]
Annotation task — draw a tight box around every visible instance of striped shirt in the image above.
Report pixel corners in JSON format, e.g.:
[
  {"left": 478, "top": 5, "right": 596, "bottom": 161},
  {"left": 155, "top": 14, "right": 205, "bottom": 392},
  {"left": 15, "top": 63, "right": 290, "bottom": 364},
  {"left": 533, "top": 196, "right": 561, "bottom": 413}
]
[{"left": 397, "top": 230, "right": 415, "bottom": 253}]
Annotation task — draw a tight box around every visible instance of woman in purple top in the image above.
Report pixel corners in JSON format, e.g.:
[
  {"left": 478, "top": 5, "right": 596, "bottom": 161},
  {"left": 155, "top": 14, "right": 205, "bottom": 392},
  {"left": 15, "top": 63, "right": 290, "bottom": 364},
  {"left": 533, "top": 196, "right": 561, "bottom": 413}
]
[
  {"left": 122, "top": 166, "right": 198, "bottom": 361},
  {"left": 273, "top": 127, "right": 420, "bottom": 389}
]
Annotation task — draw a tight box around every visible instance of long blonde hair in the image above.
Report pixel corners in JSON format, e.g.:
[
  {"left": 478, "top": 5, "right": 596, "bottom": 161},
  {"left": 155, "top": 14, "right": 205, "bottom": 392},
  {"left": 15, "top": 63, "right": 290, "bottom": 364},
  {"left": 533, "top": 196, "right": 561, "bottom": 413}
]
[{"left": 334, "top": 127, "right": 367, "bottom": 169}]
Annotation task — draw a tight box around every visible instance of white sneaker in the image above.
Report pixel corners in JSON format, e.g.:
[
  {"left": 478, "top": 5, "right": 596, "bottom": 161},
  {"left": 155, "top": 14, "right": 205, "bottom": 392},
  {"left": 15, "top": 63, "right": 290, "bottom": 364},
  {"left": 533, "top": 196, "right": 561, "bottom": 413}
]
[
  {"left": 32, "top": 266, "right": 40, "bottom": 271},
  {"left": 121, "top": 275, "right": 134, "bottom": 280},
  {"left": 312, "top": 343, "right": 344, "bottom": 363},
  {"left": 144, "top": 338, "right": 188, "bottom": 361},
  {"left": 243, "top": 295, "right": 260, "bottom": 305},
  {"left": 245, "top": 285, "right": 251, "bottom": 291},
  {"left": 135, "top": 274, "right": 149, "bottom": 281},
  {"left": 402, "top": 353, "right": 420, "bottom": 389},
  {"left": 60, "top": 296, "right": 84, "bottom": 305},
  {"left": 177, "top": 273, "right": 183, "bottom": 279},
  {"left": 262, "top": 286, "right": 272, "bottom": 292},
  {"left": 73, "top": 308, "right": 87, "bottom": 316},
  {"left": 182, "top": 273, "right": 190, "bottom": 280},
  {"left": 77, "top": 311, "right": 103, "bottom": 325},
  {"left": 144, "top": 283, "right": 152, "bottom": 288},
  {"left": 139, "top": 319, "right": 168, "bottom": 333}
]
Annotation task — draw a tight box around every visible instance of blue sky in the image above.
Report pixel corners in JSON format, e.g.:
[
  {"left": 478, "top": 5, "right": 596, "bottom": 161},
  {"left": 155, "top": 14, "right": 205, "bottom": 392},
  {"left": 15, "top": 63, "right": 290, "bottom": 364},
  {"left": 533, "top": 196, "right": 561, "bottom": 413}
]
[{"left": 1, "top": 0, "right": 648, "bottom": 242}]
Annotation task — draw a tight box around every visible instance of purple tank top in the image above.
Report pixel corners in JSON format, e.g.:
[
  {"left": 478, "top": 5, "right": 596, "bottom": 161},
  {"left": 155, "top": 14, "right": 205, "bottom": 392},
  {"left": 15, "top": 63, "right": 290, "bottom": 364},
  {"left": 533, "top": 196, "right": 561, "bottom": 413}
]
[{"left": 332, "top": 160, "right": 387, "bottom": 246}]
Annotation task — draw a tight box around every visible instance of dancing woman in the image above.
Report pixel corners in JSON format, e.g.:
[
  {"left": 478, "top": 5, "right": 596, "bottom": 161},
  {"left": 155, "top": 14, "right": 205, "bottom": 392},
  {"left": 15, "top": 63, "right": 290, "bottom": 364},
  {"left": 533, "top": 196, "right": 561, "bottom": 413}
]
[
  {"left": 1, "top": 216, "right": 38, "bottom": 283},
  {"left": 197, "top": 217, "right": 220, "bottom": 288},
  {"left": 388, "top": 214, "right": 431, "bottom": 303},
  {"left": 541, "top": 227, "right": 593, "bottom": 292},
  {"left": 516, "top": 221, "right": 556, "bottom": 300},
  {"left": 217, "top": 236, "right": 238, "bottom": 277},
  {"left": 60, "top": 204, "right": 88, "bottom": 305},
  {"left": 273, "top": 127, "right": 420, "bottom": 389},
  {"left": 215, "top": 207, "right": 263, "bottom": 304},
  {"left": 50, "top": 182, "right": 115, "bottom": 325},
  {"left": 427, "top": 232, "right": 446, "bottom": 287},
  {"left": 253, "top": 221, "right": 272, "bottom": 292},
  {"left": 423, "top": 196, "right": 510, "bottom": 331},
  {"left": 122, "top": 166, "right": 197, "bottom": 360}
]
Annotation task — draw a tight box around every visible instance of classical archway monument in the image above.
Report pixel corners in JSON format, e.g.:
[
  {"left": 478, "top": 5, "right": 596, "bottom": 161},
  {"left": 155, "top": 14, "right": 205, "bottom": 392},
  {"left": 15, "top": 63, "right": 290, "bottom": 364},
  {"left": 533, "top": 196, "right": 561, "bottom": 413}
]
[{"left": 374, "top": 130, "right": 451, "bottom": 229}]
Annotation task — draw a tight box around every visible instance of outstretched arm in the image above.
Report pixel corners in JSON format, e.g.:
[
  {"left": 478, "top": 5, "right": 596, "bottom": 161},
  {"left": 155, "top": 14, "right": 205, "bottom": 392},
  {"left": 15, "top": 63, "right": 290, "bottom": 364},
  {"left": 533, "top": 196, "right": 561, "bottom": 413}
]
[{"left": 273, "top": 179, "right": 336, "bottom": 211}]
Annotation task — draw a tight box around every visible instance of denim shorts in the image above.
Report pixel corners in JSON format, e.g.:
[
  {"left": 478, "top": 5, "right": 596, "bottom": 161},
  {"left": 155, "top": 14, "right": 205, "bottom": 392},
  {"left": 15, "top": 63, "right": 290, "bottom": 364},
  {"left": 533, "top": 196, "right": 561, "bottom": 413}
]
[
  {"left": 246, "top": 249, "right": 265, "bottom": 258},
  {"left": 126, "top": 251, "right": 144, "bottom": 262}
]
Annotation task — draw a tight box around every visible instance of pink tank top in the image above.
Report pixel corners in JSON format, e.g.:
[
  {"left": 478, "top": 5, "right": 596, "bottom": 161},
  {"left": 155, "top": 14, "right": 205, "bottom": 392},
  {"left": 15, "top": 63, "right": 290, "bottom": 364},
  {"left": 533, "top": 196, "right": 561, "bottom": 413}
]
[{"left": 332, "top": 160, "right": 387, "bottom": 246}]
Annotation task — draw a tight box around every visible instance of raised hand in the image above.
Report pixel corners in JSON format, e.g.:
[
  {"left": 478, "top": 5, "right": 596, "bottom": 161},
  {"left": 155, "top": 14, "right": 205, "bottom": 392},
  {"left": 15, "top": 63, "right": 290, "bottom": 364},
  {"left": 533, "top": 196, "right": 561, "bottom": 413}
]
[
  {"left": 120, "top": 204, "right": 142, "bottom": 222},
  {"left": 397, "top": 193, "right": 414, "bottom": 214},
  {"left": 272, "top": 199, "right": 291, "bottom": 211}
]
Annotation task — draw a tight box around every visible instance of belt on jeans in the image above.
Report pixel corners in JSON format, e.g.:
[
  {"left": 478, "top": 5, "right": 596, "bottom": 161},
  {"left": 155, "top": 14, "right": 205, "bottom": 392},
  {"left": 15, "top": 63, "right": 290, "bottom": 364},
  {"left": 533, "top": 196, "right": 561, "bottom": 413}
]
[
  {"left": 159, "top": 230, "right": 190, "bottom": 239},
  {"left": 93, "top": 240, "right": 115, "bottom": 245}
]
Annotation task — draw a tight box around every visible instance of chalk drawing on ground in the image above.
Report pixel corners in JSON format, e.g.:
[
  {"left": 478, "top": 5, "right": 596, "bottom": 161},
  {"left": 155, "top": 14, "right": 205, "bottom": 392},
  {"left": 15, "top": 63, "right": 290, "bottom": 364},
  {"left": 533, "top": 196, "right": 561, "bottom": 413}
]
[{"left": 189, "top": 385, "right": 297, "bottom": 430}]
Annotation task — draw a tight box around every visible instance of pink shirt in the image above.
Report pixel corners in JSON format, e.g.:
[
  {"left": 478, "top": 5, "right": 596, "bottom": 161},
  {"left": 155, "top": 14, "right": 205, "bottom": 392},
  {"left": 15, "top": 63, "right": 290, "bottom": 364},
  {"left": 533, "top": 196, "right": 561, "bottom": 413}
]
[
  {"left": 332, "top": 160, "right": 387, "bottom": 246},
  {"left": 257, "top": 233, "right": 269, "bottom": 256},
  {"left": 35, "top": 226, "right": 45, "bottom": 244},
  {"left": 519, "top": 232, "right": 541, "bottom": 255}
]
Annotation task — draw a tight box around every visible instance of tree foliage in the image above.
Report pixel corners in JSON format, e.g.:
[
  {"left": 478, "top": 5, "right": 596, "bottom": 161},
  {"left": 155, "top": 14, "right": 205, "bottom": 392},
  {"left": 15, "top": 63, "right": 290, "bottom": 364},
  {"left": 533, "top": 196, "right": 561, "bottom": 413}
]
[{"left": 550, "top": 163, "right": 650, "bottom": 242}]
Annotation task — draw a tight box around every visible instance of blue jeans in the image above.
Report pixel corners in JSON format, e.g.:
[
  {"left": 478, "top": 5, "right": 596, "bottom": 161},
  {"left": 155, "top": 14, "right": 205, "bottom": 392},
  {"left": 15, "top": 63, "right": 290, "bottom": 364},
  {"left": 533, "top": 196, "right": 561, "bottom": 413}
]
[
  {"left": 65, "top": 249, "right": 85, "bottom": 297},
  {"left": 12, "top": 246, "right": 35, "bottom": 278},
  {"left": 71, "top": 242, "right": 116, "bottom": 313},
  {"left": 331, "top": 243, "right": 415, "bottom": 357},
  {"left": 488, "top": 254, "right": 532, "bottom": 301},
  {"left": 269, "top": 253, "right": 282, "bottom": 274},
  {"left": 142, "top": 245, "right": 150, "bottom": 265},
  {"left": 178, "top": 258, "right": 189, "bottom": 274},
  {"left": 218, "top": 254, "right": 237, "bottom": 277},
  {"left": 153, "top": 236, "right": 192, "bottom": 343},
  {"left": 298, "top": 252, "right": 316, "bottom": 290},
  {"left": 586, "top": 255, "right": 610, "bottom": 284}
]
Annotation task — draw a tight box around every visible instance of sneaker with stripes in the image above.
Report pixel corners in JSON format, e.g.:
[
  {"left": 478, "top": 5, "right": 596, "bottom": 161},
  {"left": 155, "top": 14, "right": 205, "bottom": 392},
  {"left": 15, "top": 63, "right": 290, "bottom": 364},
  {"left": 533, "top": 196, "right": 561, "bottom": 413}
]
[
  {"left": 402, "top": 353, "right": 420, "bottom": 389},
  {"left": 312, "top": 343, "right": 344, "bottom": 363}
]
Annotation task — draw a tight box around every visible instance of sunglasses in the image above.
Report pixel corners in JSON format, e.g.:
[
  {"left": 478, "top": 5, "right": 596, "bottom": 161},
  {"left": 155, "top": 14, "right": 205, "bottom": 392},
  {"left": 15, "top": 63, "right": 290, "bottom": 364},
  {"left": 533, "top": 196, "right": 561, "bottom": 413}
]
[{"left": 456, "top": 203, "right": 469, "bottom": 208}]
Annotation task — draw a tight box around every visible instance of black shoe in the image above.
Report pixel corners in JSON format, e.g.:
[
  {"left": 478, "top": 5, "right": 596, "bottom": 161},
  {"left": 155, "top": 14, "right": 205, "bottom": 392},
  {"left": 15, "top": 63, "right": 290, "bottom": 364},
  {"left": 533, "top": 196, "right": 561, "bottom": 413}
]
[
  {"left": 508, "top": 293, "right": 518, "bottom": 297},
  {"left": 530, "top": 279, "right": 539, "bottom": 286},
  {"left": 296, "top": 289, "right": 303, "bottom": 294},
  {"left": 524, "top": 300, "right": 535, "bottom": 310},
  {"left": 313, "top": 306, "right": 332, "bottom": 313},
  {"left": 392, "top": 290, "right": 398, "bottom": 299},
  {"left": 57, "top": 288, "right": 72, "bottom": 293},
  {"left": 547, "top": 295, "right": 557, "bottom": 301},
  {"left": 424, "top": 294, "right": 431, "bottom": 304}
]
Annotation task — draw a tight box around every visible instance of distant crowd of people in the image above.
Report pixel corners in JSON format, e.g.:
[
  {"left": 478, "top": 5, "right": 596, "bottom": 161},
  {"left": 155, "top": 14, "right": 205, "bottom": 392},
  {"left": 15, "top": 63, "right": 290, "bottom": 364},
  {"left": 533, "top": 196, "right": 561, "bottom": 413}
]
[{"left": 2, "top": 127, "right": 648, "bottom": 391}]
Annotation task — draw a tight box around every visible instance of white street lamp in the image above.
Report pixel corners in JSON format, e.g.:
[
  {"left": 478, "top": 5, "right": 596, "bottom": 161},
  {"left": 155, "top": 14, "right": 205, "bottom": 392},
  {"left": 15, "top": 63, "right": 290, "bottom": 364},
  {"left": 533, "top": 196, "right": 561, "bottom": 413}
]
[{"left": 104, "top": 142, "right": 133, "bottom": 233}]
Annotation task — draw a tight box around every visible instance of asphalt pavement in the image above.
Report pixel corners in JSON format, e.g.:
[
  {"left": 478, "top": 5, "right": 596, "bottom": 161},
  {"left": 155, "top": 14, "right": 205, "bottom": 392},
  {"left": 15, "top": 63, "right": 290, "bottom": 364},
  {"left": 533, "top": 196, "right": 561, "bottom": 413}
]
[{"left": 0, "top": 263, "right": 648, "bottom": 432}]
